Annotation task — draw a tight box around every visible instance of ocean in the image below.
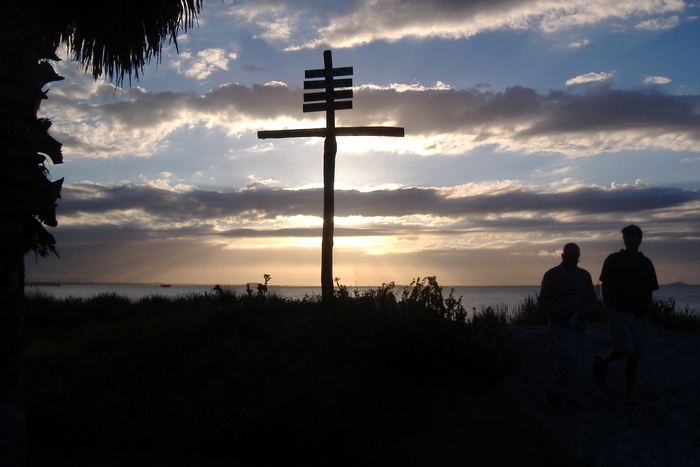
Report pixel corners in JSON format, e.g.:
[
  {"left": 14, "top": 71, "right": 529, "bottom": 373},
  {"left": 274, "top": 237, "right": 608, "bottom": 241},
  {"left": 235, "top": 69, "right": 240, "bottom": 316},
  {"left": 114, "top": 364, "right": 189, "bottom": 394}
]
[{"left": 24, "top": 283, "right": 700, "bottom": 314}]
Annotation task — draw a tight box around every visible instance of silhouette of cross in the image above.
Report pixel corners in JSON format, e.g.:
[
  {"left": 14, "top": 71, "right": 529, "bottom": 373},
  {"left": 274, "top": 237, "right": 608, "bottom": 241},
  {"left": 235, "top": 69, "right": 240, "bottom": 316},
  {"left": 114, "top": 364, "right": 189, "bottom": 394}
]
[{"left": 258, "top": 50, "right": 404, "bottom": 303}]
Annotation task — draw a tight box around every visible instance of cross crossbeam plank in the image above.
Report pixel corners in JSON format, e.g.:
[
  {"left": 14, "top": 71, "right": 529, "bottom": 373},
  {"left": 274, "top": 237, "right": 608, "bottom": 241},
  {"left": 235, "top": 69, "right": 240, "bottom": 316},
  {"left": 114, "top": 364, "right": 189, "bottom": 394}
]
[
  {"left": 304, "top": 90, "right": 353, "bottom": 102},
  {"left": 303, "top": 101, "right": 353, "bottom": 113},
  {"left": 304, "top": 78, "right": 353, "bottom": 90},
  {"left": 258, "top": 126, "right": 405, "bottom": 139},
  {"left": 305, "top": 66, "right": 353, "bottom": 78}
]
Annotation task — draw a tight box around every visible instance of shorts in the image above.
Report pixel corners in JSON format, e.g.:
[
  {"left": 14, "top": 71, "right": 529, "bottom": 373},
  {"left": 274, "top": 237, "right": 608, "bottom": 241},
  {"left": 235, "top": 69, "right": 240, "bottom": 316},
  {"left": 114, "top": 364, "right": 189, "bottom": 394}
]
[{"left": 608, "top": 308, "right": 648, "bottom": 359}]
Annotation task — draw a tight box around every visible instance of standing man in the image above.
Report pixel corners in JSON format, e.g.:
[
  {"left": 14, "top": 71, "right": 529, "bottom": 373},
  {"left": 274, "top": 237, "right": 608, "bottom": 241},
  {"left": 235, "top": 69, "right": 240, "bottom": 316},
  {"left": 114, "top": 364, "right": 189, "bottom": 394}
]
[
  {"left": 539, "top": 243, "right": 597, "bottom": 408},
  {"left": 594, "top": 225, "right": 659, "bottom": 405}
]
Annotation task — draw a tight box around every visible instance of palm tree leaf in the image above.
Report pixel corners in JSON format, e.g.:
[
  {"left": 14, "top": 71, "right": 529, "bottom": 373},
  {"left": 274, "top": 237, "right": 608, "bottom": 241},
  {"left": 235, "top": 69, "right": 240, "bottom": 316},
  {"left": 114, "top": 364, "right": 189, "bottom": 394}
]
[{"left": 53, "top": 0, "right": 205, "bottom": 84}]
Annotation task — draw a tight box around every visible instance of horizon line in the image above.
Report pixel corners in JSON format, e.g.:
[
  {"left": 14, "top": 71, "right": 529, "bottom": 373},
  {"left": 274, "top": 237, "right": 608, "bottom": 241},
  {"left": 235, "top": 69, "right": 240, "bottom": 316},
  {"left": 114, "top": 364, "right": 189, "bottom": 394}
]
[{"left": 25, "top": 281, "right": 696, "bottom": 287}]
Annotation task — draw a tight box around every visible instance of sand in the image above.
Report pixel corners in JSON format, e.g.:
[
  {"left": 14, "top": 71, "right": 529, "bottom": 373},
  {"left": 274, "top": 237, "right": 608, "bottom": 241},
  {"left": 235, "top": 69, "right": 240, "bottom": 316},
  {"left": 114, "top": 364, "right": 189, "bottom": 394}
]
[{"left": 503, "top": 322, "right": 700, "bottom": 466}]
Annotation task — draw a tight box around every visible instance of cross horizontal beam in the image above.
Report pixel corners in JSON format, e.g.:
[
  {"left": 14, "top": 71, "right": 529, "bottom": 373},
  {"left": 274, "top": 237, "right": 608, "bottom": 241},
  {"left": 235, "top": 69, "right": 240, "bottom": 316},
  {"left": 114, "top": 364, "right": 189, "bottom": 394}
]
[
  {"left": 257, "top": 126, "right": 405, "bottom": 139},
  {"left": 304, "top": 78, "right": 353, "bottom": 90},
  {"left": 305, "top": 66, "right": 353, "bottom": 79},
  {"left": 304, "top": 90, "right": 353, "bottom": 102},
  {"left": 303, "top": 101, "right": 353, "bottom": 113}
]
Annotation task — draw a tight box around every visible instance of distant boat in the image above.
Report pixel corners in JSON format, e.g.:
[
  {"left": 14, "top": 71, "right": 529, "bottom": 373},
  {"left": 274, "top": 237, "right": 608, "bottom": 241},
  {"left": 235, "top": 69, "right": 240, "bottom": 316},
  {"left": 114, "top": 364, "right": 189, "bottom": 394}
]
[{"left": 160, "top": 284, "right": 172, "bottom": 288}]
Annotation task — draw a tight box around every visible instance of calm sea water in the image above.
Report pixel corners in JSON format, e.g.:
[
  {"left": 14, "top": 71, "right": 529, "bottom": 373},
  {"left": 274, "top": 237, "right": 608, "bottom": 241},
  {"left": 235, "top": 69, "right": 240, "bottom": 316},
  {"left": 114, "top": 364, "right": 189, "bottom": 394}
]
[{"left": 25, "top": 283, "right": 700, "bottom": 313}]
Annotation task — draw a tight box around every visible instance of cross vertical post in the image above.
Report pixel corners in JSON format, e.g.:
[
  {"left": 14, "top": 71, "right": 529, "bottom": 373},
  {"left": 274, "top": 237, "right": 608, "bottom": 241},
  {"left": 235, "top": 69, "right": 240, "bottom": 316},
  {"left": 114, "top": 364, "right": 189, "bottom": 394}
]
[
  {"left": 322, "top": 50, "right": 337, "bottom": 303},
  {"left": 258, "top": 50, "right": 404, "bottom": 304}
]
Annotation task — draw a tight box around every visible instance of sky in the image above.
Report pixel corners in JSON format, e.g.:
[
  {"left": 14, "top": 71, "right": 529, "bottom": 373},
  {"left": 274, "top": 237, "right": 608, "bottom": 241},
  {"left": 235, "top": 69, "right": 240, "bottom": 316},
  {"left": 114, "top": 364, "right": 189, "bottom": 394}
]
[{"left": 26, "top": 0, "right": 700, "bottom": 287}]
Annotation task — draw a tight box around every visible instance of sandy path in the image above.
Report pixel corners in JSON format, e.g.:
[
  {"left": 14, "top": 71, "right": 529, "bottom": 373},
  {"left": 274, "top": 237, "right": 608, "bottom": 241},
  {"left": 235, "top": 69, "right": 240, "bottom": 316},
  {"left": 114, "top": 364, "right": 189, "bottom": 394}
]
[{"left": 503, "top": 322, "right": 700, "bottom": 467}]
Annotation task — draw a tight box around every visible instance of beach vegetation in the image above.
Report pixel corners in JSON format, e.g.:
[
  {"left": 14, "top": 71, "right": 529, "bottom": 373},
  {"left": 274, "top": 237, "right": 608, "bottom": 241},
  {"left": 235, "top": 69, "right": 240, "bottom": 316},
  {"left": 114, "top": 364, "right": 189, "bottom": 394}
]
[
  {"left": 504, "top": 288, "right": 698, "bottom": 333},
  {"left": 20, "top": 277, "right": 589, "bottom": 466},
  {"left": 650, "top": 297, "right": 700, "bottom": 332}
]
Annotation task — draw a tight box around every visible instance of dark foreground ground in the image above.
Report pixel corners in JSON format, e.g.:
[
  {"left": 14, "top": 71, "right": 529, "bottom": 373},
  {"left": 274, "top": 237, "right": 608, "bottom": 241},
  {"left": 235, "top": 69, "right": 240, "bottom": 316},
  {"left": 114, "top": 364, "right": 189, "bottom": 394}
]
[{"left": 20, "top": 294, "right": 588, "bottom": 466}]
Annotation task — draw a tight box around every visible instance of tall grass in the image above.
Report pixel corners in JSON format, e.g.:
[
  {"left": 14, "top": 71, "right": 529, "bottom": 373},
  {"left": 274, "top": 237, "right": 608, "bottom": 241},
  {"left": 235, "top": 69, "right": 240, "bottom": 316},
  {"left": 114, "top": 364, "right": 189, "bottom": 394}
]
[
  {"left": 649, "top": 297, "right": 700, "bottom": 332},
  {"left": 506, "top": 290, "right": 699, "bottom": 333}
]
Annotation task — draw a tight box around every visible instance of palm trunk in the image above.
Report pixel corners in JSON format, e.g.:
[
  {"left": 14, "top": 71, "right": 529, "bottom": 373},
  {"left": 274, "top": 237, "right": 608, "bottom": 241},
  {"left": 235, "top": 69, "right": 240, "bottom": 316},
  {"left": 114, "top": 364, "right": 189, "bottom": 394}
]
[
  {"left": 1, "top": 5, "right": 63, "bottom": 465},
  {"left": 0, "top": 250, "right": 26, "bottom": 466}
]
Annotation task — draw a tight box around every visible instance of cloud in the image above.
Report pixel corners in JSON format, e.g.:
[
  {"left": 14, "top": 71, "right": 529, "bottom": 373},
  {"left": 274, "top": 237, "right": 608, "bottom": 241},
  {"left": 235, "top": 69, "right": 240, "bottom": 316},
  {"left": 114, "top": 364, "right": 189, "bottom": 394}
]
[
  {"left": 44, "top": 79, "right": 700, "bottom": 159},
  {"left": 565, "top": 72, "right": 614, "bottom": 86},
  {"left": 58, "top": 180, "right": 700, "bottom": 228},
  {"left": 358, "top": 82, "right": 454, "bottom": 92},
  {"left": 170, "top": 48, "right": 239, "bottom": 80},
  {"left": 636, "top": 15, "right": 681, "bottom": 30},
  {"left": 644, "top": 76, "right": 672, "bottom": 85},
  {"left": 568, "top": 39, "right": 590, "bottom": 48},
  {"left": 263, "top": 81, "right": 288, "bottom": 87},
  {"left": 228, "top": 2, "right": 305, "bottom": 43},
  {"left": 35, "top": 178, "right": 698, "bottom": 284},
  {"left": 346, "top": 84, "right": 700, "bottom": 156},
  {"left": 235, "top": 0, "right": 690, "bottom": 50}
]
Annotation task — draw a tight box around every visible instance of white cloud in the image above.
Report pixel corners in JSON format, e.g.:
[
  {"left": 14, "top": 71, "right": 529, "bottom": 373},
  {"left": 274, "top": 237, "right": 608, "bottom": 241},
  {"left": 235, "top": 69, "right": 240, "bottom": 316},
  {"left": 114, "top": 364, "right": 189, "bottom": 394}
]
[
  {"left": 269, "top": 0, "right": 689, "bottom": 50},
  {"left": 644, "top": 75, "right": 672, "bottom": 85},
  {"left": 636, "top": 15, "right": 681, "bottom": 30},
  {"left": 565, "top": 72, "right": 614, "bottom": 85},
  {"left": 256, "top": 17, "right": 296, "bottom": 41},
  {"left": 568, "top": 39, "right": 590, "bottom": 48},
  {"left": 228, "top": 3, "right": 303, "bottom": 43},
  {"left": 171, "top": 48, "right": 238, "bottom": 80},
  {"left": 356, "top": 81, "right": 454, "bottom": 92}
]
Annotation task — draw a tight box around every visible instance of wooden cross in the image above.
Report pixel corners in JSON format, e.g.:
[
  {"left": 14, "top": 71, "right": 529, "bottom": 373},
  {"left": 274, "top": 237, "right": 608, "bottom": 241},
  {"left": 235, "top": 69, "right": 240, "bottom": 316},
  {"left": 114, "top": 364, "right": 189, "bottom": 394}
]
[{"left": 258, "top": 50, "right": 404, "bottom": 303}]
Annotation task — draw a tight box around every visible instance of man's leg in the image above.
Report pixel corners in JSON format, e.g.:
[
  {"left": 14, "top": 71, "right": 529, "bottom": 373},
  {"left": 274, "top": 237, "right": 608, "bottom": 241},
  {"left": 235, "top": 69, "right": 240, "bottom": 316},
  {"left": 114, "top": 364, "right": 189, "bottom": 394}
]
[
  {"left": 558, "top": 330, "right": 585, "bottom": 408},
  {"left": 549, "top": 328, "right": 575, "bottom": 405}
]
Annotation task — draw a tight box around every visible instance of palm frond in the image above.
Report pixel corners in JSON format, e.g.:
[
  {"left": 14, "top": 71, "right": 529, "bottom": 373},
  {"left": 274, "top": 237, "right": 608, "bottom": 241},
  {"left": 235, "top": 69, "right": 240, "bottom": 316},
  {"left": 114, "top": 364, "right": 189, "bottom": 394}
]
[{"left": 55, "top": 0, "right": 205, "bottom": 85}]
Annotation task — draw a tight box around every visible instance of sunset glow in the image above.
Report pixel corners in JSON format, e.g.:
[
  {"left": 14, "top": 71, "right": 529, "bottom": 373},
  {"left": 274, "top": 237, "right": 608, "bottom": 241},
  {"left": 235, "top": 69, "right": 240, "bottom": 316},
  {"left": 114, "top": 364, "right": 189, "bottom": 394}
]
[{"left": 26, "top": 0, "right": 700, "bottom": 287}]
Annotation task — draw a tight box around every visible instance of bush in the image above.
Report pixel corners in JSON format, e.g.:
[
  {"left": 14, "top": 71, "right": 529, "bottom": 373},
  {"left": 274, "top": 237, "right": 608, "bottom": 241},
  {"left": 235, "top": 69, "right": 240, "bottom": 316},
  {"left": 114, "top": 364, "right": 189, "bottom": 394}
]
[
  {"left": 650, "top": 297, "right": 700, "bottom": 332},
  {"left": 508, "top": 287, "right": 606, "bottom": 326},
  {"left": 508, "top": 294, "right": 547, "bottom": 325},
  {"left": 23, "top": 277, "right": 529, "bottom": 465}
]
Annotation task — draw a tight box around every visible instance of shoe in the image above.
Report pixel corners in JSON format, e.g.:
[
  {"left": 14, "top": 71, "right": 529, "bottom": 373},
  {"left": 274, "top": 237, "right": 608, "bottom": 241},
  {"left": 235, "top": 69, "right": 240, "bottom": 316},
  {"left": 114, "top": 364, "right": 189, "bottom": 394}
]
[
  {"left": 593, "top": 356, "right": 607, "bottom": 386},
  {"left": 567, "top": 398, "right": 582, "bottom": 409},
  {"left": 547, "top": 391, "right": 561, "bottom": 407}
]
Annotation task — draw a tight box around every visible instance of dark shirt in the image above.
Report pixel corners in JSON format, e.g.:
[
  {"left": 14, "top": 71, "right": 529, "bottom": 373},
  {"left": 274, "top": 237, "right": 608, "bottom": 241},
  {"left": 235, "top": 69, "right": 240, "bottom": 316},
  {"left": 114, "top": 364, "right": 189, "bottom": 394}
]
[
  {"left": 599, "top": 249, "right": 659, "bottom": 315},
  {"left": 539, "top": 263, "right": 597, "bottom": 329}
]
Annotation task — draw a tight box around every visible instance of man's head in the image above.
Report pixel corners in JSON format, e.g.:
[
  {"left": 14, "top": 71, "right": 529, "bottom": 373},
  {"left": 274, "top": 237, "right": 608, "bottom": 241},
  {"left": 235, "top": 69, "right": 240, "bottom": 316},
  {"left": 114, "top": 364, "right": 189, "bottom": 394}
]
[
  {"left": 561, "top": 243, "right": 580, "bottom": 271},
  {"left": 622, "top": 224, "right": 643, "bottom": 251}
]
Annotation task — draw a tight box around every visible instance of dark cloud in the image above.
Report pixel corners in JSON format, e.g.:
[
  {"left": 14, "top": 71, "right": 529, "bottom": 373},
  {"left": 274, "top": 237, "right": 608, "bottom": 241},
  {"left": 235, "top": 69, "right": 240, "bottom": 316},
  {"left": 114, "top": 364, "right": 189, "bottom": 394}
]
[
  {"left": 51, "top": 82, "right": 700, "bottom": 157},
  {"left": 32, "top": 223, "right": 700, "bottom": 286},
  {"left": 346, "top": 85, "right": 700, "bottom": 143},
  {"left": 33, "top": 178, "right": 700, "bottom": 286},
  {"left": 59, "top": 182, "right": 700, "bottom": 230}
]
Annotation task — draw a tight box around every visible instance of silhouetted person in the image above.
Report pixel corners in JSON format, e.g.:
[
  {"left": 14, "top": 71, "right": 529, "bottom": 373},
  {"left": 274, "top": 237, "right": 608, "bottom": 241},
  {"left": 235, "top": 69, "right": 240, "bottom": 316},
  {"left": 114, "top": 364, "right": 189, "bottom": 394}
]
[
  {"left": 594, "top": 225, "right": 658, "bottom": 405},
  {"left": 539, "top": 243, "right": 597, "bottom": 408}
]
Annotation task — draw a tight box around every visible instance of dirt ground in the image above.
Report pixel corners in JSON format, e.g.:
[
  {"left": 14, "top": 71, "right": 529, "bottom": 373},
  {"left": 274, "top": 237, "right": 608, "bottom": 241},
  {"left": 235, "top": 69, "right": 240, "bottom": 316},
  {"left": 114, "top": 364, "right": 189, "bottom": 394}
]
[{"left": 503, "top": 322, "right": 700, "bottom": 467}]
